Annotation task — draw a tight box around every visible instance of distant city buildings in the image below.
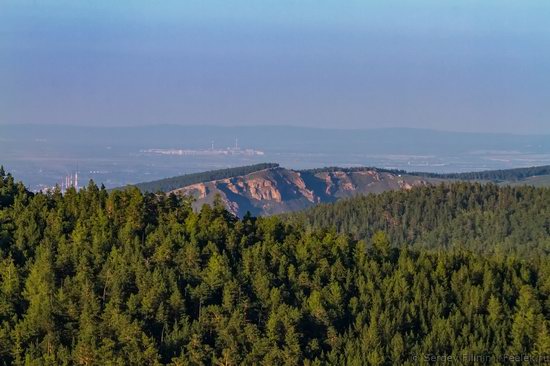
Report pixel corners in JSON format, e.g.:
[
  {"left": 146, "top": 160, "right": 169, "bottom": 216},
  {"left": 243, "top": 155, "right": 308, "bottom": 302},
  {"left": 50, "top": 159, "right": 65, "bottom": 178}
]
[{"left": 141, "top": 140, "right": 264, "bottom": 157}]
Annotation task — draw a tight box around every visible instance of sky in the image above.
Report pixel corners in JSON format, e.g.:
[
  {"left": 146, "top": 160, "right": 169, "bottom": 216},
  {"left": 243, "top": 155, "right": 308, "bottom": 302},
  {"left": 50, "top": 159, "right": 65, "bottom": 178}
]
[{"left": 1, "top": 0, "right": 549, "bottom": 134}]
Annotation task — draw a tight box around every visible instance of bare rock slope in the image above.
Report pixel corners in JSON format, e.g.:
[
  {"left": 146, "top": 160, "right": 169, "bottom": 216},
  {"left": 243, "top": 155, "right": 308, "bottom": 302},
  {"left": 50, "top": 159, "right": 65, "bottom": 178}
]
[{"left": 170, "top": 167, "right": 427, "bottom": 217}]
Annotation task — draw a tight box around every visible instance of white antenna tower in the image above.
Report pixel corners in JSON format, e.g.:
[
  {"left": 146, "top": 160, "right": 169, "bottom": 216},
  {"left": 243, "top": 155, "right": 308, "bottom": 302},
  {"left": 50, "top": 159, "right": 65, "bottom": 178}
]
[{"left": 75, "top": 164, "right": 78, "bottom": 190}]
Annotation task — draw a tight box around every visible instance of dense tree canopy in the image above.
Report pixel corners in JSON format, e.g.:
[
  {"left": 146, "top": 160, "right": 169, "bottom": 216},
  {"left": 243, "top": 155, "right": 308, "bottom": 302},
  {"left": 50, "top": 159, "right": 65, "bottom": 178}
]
[
  {"left": 412, "top": 165, "right": 550, "bottom": 182},
  {"left": 289, "top": 182, "right": 550, "bottom": 258},
  {"left": 0, "top": 170, "right": 549, "bottom": 365}
]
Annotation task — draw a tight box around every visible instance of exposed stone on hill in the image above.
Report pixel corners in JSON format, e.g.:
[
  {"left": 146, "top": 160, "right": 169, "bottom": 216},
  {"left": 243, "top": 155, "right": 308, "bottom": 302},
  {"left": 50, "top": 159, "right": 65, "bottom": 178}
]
[{"left": 171, "top": 167, "right": 428, "bottom": 217}]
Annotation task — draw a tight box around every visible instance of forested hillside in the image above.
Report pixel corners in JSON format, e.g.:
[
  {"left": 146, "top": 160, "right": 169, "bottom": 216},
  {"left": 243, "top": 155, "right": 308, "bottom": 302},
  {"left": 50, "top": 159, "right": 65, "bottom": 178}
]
[
  {"left": 121, "top": 164, "right": 550, "bottom": 219},
  {"left": 289, "top": 182, "right": 550, "bottom": 257},
  {"left": 126, "top": 164, "right": 550, "bottom": 196},
  {"left": 128, "top": 163, "right": 279, "bottom": 193},
  {"left": 304, "top": 164, "right": 550, "bottom": 184},
  {"left": 0, "top": 168, "right": 549, "bottom": 364},
  {"left": 413, "top": 165, "right": 550, "bottom": 182}
]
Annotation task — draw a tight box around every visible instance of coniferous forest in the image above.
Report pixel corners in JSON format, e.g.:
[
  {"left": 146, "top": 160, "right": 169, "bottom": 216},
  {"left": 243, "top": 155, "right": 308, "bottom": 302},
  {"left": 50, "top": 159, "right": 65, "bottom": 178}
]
[
  {"left": 129, "top": 163, "right": 280, "bottom": 193},
  {"left": 1, "top": 168, "right": 549, "bottom": 365},
  {"left": 288, "top": 182, "right": 550, "bottom": 257}
]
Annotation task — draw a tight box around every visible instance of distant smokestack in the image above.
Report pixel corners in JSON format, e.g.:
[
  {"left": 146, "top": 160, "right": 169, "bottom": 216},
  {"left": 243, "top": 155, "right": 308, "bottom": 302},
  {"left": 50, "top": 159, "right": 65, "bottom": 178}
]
[{"left": 75, "top": 171, "right": 78, "bottom": 190}]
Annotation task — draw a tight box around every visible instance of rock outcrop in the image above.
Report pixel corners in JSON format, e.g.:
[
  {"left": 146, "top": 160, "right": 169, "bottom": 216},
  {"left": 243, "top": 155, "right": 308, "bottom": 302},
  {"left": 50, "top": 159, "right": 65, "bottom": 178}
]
[{"left": 171, "top": 167, "right": 428, "bottom": 217}]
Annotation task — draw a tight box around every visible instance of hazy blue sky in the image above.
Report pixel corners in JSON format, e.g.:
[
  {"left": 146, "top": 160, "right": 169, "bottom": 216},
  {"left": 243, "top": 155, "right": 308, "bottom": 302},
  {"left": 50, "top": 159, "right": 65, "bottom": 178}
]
[{"left": 1, "top": 0, "right": 549, "bottom": 133}]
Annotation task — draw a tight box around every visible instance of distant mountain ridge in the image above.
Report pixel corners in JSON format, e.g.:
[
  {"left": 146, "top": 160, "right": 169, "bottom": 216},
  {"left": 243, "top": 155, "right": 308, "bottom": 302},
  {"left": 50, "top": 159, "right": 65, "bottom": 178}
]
[
  {"left": 411, "top": 164, "right": 550, "bottom": 182},
  {"left": 123, "top": 163, "right": 550, "bottom": 217},
  {"left": 168, "top": 166, "right": 428, "bottom": 217},
  {"left": 127, "top": 163, "right": 279, "bottom": 192}
]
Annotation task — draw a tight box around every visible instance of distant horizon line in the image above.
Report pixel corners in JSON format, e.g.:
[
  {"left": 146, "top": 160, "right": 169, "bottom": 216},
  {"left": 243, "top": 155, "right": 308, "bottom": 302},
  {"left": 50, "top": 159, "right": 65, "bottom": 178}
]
[{"left": 1, "top": 123, "right": 548, "bottom": 137}]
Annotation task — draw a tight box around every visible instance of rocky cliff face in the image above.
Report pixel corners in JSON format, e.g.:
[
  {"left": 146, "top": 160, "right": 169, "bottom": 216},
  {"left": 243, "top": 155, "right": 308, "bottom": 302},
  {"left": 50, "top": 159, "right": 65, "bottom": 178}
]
[{"left": 171, "top": 167, "right": 428, "bottom": 217}]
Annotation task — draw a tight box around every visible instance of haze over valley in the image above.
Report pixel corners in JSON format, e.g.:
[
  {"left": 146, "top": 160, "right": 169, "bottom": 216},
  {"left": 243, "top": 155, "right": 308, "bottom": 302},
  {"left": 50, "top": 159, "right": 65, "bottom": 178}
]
[{"left": 2, "top": 124, "right": 550, "bottom": 191}]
